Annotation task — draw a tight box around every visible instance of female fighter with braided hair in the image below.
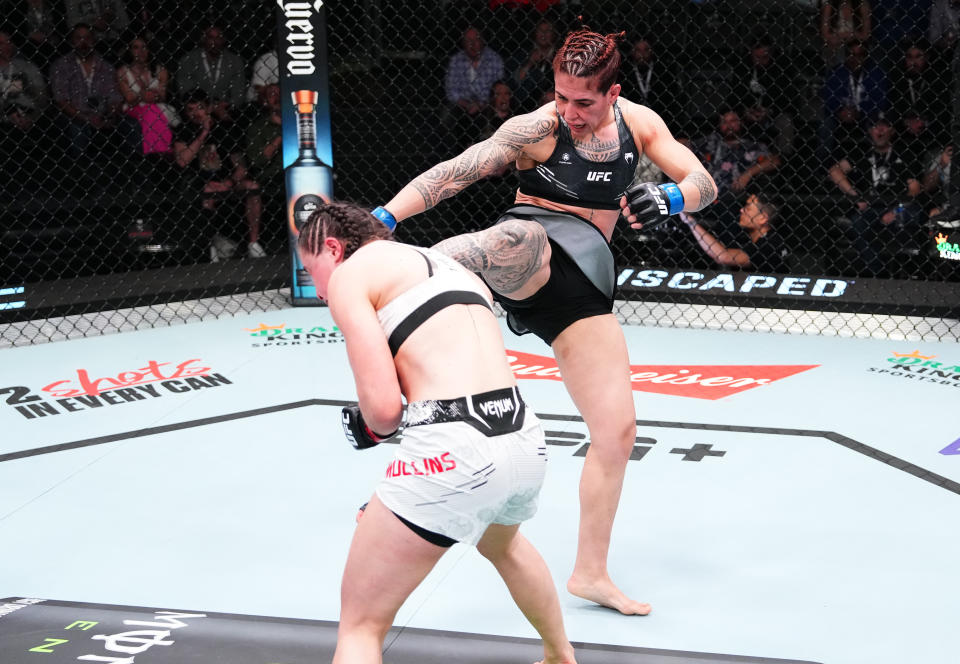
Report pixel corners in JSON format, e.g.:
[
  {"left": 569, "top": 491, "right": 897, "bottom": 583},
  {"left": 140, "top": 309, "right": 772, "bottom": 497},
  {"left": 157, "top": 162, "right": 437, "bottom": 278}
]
[
  {"left": 297, "top": 201, "right": 576, "bottom": 664},
  {"left": 370, "top": 26, "right": 717, "bottom": 615}
]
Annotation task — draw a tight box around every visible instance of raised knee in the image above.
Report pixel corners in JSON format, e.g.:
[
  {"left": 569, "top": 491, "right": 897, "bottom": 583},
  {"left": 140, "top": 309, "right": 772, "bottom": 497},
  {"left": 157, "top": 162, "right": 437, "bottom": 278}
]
[
  {"left": 479, "top": 220, "right": 549, "bottom": 294},
  {"left": 489, "top": 219, "right": 548, "bottom": 257}
]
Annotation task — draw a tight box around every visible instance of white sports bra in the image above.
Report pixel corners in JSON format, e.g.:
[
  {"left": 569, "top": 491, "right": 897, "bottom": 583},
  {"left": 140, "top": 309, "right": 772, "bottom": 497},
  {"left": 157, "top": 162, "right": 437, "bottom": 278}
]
[{"left": 377, "top": 246, "right": 493, "bottom": 356}]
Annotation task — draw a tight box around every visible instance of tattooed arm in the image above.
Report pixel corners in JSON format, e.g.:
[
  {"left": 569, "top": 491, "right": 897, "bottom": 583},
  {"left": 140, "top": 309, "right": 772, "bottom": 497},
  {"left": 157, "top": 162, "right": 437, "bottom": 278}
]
[
  {"left": 629, "top": 103, "right": 717, "bottom": 212},
  {"left": 381, "top": 112, "right": 556, "bottom": 222}
]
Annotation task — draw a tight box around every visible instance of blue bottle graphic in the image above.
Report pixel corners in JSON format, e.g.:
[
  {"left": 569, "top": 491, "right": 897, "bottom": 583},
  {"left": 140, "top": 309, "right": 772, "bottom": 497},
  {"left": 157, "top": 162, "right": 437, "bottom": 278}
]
[{"left": 285, "top": 90, "right": 333, "bottom": 290}]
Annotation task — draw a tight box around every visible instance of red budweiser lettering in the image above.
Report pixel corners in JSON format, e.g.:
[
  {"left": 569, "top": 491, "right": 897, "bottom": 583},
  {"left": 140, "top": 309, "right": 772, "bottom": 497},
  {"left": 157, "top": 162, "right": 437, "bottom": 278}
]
[
  {"left": 41, "top": 359, "right": 213, "bottom": 398},
  {"left": 506, "top": 350, "right": 817, "bottom": 401}
]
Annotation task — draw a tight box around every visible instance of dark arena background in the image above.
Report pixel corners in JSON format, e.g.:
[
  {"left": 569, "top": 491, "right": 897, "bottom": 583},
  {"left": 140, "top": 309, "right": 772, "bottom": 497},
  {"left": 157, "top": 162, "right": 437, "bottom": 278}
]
[{"left": 0, "top": 0, "right": 958, "bottom": 344}]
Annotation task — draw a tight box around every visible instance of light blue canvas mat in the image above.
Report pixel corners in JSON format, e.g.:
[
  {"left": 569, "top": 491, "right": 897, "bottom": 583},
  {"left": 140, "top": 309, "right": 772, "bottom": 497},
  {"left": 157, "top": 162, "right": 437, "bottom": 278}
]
[{"left": 1, "top": 307, "right": 957, "bottom": 664}]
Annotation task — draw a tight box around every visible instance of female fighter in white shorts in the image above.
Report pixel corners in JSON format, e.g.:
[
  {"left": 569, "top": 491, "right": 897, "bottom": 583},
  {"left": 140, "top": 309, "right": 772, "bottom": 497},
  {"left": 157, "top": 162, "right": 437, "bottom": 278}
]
[{"left": 297, "top": 201, "right": 576, "bottom": 664}]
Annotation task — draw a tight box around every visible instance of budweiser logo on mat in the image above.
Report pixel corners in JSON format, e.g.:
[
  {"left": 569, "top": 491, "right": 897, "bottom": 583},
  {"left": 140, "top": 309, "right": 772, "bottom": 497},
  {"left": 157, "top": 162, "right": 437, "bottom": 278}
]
[{"left": 506, "top": 350, "right": 817, "bottom": 401}]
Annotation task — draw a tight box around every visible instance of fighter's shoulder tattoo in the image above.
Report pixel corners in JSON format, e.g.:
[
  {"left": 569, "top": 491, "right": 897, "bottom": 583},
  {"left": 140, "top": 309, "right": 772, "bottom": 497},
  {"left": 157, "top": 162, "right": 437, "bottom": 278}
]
[
  {"left": 412, "top": 114, "right": 555, "bottom": 210},
  {"left": 492, "top": 114, "right": 557, "bottom": 152}
]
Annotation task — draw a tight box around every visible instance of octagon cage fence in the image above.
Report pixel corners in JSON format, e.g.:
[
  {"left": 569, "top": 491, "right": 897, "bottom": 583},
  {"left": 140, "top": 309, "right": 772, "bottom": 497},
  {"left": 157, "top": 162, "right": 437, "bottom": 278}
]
[{"left": 1, "top": 0, "right": 958, "bottom": 347}]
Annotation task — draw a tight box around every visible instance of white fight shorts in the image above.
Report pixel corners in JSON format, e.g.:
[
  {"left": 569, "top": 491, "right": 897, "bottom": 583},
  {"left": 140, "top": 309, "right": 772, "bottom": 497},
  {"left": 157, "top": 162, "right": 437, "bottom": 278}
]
[{"left": 376, "top": 387, "right": 547, "bottom": 546}]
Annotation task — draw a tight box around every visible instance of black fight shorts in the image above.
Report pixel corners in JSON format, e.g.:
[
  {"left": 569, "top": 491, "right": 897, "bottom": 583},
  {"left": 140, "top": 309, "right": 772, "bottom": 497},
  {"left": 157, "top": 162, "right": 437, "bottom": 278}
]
[{"left": 494, "top": 238, "right": 613, "bottom": 345}]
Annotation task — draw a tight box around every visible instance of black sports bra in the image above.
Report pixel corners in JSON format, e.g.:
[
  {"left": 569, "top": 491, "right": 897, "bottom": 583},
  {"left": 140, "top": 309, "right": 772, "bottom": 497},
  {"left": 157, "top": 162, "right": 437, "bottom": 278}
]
[{"left": 516, "top": 102, "right": 640, "bottom": 210}]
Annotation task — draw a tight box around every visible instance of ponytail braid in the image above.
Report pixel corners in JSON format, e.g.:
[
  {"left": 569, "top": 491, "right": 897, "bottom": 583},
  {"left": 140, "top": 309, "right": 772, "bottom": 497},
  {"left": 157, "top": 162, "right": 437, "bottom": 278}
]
[{"left": 298, "top": 202, "right": 394, "bottom": 261}]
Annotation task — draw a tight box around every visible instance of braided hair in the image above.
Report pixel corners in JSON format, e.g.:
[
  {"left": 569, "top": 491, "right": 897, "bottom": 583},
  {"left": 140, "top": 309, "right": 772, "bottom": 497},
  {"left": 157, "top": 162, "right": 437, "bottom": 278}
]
[
  {"left": 552, "top": 26, "right": 625, "bottom": 93},
  {"left": 297, "top": 202, "right": 394, "bottom": 261}
]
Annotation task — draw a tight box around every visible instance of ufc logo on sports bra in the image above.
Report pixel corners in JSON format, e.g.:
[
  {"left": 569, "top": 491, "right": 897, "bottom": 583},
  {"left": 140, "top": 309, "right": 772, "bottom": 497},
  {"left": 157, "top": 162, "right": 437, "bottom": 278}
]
[{"left": 586, "top": 171, "right": 612, "bottom": 182}]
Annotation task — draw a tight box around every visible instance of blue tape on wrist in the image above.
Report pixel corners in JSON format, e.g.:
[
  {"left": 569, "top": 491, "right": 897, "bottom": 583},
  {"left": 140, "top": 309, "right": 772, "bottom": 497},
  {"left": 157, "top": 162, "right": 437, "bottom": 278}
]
[
  {"left": 371, "top": 206, "right": 397, "bottom": 231},
  {"left": 658, "top": 183, "right": 684, "bottom": 215}
]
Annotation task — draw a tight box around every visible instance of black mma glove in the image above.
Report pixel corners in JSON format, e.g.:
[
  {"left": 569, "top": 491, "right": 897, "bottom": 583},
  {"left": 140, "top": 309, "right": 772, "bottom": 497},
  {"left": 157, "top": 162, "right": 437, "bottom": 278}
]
[
  {"left": 341, "top": 405, "right": 397, "bottom": 450},
  {"left": 623, "top": 181, "right": 685, "bottom": 230}
]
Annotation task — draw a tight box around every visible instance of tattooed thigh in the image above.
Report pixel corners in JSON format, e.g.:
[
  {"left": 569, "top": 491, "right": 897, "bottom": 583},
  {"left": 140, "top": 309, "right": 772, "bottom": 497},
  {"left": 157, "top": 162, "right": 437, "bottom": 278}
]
[
  {"left": 478, "top": 219, "right": 550, "bottom": 295},
  {"left": 432, "top": 219, "right": 550, "bottom": 295}
]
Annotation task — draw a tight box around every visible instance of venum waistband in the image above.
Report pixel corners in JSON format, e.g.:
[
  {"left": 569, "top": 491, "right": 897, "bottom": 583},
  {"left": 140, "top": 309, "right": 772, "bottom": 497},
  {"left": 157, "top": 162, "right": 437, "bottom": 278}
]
[{"left": 405, "top": 386, "right": 525, "bottom": 437}]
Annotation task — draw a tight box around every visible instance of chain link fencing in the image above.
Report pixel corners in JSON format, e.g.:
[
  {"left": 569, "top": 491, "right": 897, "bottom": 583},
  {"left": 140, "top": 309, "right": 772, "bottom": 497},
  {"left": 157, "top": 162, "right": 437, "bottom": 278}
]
[
  {"left": 2, "top": 1, "right": 959, "bottom": 346},
  {"left": 1, "top": 1, "right": 288, "bottom": 346}
]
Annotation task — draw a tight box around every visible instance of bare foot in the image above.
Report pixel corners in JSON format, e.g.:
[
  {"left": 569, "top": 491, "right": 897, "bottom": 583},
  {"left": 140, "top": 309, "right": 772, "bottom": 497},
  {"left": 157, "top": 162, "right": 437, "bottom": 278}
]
[
  {"left": 534, "top": 655, "right": 576, "bottom": 664},
  {"left": 567, "top": 575, "right": 651, "bottom": 615}
]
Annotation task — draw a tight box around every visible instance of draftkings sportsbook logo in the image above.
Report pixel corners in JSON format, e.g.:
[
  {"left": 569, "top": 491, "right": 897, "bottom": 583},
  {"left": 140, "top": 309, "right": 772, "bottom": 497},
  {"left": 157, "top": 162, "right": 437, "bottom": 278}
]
[
  {"left": 507, "top": 350, "right": 816, "bottom": 400},
  {"left": 867, "top": 349, "right": 960, "bottom": 389},
  {"left": 246, "top": 322, "right": 343, "bottom": 348},
  {"left": 934, "top": 233, "right": 960, "bottom": 261},
  {"left": 1, "top": 359, "right": 233, "bottom": 421}
]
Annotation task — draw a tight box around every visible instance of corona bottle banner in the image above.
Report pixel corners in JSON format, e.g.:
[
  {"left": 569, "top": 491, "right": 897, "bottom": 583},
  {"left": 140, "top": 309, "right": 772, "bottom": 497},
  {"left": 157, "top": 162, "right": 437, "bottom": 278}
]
[{"left": 275, "top": 1, "right": 333, "bottom": 305}]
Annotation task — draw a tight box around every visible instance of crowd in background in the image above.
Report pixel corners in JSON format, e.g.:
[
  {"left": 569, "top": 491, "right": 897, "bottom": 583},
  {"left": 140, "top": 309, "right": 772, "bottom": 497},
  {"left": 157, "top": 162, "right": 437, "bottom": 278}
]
[
  {"left": 1, "top": 0, "right": 959, "bottom": 279},
  {"left": 0, "top": 0, "right": 281, "bottom": 263},
  {"left": 431, "top": 0, "right": 959, "bottom": 278}
]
